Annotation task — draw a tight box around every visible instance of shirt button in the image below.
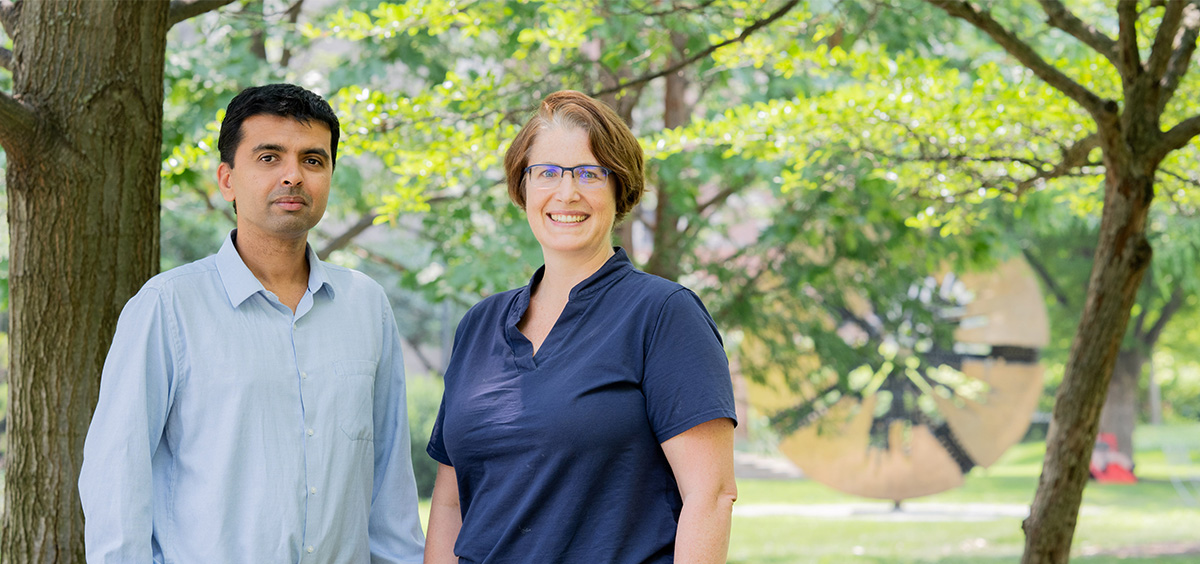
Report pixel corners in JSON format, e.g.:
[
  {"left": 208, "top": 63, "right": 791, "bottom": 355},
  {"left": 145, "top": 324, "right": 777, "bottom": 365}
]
[
  {"left": 310, "top": 487, "right": 317, "bottom": 495},
  {"left": 300, "top": 372, "right": 308, "bottom": 380},
  {"left": 306, "top": 546, "right": 314, "bottom": 553},
  {"left": 306, "top": 429, "right": 314, "bottom": 436}
]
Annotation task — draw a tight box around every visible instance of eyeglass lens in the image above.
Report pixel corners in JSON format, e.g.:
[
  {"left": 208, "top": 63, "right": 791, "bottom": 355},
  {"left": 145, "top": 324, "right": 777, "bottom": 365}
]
[{"left": 526, "top": 165, "right": 609, "bottom": 188}]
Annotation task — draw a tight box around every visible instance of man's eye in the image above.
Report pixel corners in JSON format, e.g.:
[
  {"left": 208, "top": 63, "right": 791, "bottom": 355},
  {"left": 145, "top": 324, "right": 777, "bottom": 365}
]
[{"left": 260, "top": 154, "right": 276, "bottom": 162}]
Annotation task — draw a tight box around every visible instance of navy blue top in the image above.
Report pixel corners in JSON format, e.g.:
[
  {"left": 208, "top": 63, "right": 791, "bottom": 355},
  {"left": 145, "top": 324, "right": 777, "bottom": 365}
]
[{"left": 428, "top": 248, "right": 736, "bottom": 564}]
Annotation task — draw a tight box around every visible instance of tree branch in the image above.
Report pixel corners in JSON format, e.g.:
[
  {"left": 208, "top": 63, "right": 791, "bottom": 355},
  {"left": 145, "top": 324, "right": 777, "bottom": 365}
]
[
  {"left": 317, "top": 212, "right": 378, "bottom": 260},
  {"left": 613, "top": 0, "right": 720, "bottom": 18},
  {"left": 278, "top": 0, "right": 306, "bottom": 68},
  {"left": 1021, "top": 133, "right": 1100, "bottom": 193},
  {"left": 1159, "top": 3, "right": 1200, "bottom": 112},
  {"left": 1143, "top": 287, "right": 1185, "bottom": 347},
  {"left": 1147, "top": 0, "right": 1187, "bottom": 82},
  {"left": 590, "top": 0, "right": 801, "bottom": 98},
  {"left": 926, "top": 1, "right": 1110, "bottom": 120},
  {"left": 697, "top": 185, "right": 739, "bottom": 215},
  {"left": 0, "top": 46, "right": 11, "bottom": 71},
  {"left": 1152, "top": 113, "right": 1200, "bottom": 163},
  {"left": 187, "top": 183, "right": 237, "bottom": 224},
  {"left": 867, "top": 132, "right": 1101, "bottom": 196},
  {"left": 1021, "top": 248, "right": 1072, "bottom": 309},
  {"left": 0, "top": 0, "right": 18, "bottom": 39},
  {"left": 1131, "top": 297, "right": 1150, "bottom": 339},
  {"left": 0, "top": 89, "right": 38, "bottom": 153},
  {"left": 1117, "top": 0, "right": 1141, "bottom": 79},
  {"left": 1036, "top": 1, "right": 1119, "bottom": 67},
  {"left": 1159, "top": 166, "right": 1200, "bottom": 190},
  {"left": 402, "top": 334, "right": 439, "bottom": 374},
  {"left": 168, "top": 0, "right": 239, "bottom": 28}
]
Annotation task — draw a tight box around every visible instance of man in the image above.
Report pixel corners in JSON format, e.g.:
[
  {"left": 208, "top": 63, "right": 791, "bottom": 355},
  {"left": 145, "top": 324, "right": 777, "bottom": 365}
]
[{"left": 79, "top": 84, "right": 425, "bottom": 563}]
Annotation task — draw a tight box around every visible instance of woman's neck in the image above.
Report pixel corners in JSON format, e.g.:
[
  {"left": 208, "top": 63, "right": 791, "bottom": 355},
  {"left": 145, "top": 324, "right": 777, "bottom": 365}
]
[{"left": 535, "top": 245, "right": 615, "bottom": 300}]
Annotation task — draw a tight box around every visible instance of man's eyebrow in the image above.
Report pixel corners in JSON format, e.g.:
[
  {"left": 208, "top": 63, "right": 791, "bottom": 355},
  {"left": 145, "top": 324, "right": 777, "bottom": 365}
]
[
  {"left": 250, "top": 144, "right": 330, "bottom": 160},
  {"left": 251, "top": 143, "right": 286, "bottom": 154}
]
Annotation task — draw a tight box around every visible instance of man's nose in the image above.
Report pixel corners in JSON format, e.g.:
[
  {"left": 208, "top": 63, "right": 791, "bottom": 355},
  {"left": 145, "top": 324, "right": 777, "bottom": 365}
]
[{"left": 280, "top": 160, "right": 302, "bottom": 186}]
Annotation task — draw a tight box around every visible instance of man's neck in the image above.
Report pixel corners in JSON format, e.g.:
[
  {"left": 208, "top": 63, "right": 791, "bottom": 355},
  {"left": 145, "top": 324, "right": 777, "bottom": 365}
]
[{"left": 232, "top": 230, "right": 311, "bottom": 311}]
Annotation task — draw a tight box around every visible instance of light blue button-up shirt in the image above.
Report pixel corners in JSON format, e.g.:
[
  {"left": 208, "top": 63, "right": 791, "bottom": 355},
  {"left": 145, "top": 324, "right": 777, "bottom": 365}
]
[{"left": 79, "top": 232, "right": 424, "bottom": 564}]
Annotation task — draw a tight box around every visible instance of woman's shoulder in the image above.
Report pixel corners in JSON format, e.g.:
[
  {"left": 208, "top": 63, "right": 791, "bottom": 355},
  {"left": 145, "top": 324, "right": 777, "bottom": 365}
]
[
  {"left": 460, "top": 285, "right": 526, "bottom": 322},
  {"left": 617, "top": 268, "right": 697, "bottom": 305}
]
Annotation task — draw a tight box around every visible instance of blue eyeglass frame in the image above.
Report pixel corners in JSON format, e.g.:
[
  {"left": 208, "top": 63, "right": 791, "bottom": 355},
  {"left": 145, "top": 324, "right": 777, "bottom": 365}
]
[{"left": 523, "top": 164, "right": 613, "bottom": 186}]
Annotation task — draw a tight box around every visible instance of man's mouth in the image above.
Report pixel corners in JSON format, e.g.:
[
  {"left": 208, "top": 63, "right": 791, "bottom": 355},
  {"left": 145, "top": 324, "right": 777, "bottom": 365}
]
[{"left": 274, "top": 196, "right": 307, "bottom": 211}]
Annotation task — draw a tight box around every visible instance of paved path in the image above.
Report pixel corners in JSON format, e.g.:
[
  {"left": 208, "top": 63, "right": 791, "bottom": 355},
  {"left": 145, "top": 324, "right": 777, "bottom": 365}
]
[
  {"left": 733, "top": 451, "right": 804, "bottom": 480},
  {"left": 734, "top": 502, "right": 1041, "bottom": 521}
]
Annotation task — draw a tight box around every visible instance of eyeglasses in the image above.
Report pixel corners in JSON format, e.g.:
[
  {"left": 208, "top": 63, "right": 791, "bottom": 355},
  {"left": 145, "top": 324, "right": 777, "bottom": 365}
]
[{"left": 523, "top": 164, "right": 612, "bottom": 190}]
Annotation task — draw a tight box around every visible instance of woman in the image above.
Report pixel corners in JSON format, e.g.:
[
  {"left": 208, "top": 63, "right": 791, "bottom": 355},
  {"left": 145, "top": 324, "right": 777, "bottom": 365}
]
[{"left": 425, "top": 90, "right": 737, "bottom": 563}]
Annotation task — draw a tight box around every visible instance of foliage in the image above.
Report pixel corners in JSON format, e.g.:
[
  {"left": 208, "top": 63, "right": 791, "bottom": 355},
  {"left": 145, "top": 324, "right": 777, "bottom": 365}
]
[
  {"left": 995, "top": 185, "right": 1200, "bottom": 420},
  {"left": 406, "top": 373, "right": 443, "bottom": 498},
  {"left": 261, "top": 0, "right": 1200, "bottom": 441}
]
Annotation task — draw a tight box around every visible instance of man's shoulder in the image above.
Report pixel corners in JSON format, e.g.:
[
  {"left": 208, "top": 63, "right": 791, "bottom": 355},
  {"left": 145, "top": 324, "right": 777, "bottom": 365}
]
[
  {"left": 318, "top": 261, "right": 387, "bottom": 295},
  {"left": 140, "top": 255, "right": 221, "bottom": 294}
]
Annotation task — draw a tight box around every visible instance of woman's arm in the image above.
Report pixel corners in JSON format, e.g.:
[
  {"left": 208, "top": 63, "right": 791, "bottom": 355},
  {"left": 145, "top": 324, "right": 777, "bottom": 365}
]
[
  {"left": 661, "top": 417, "right": 738, "bottom": 564},
  {"left": 423, "top": 463, "right": 463, "bottom": 564}
]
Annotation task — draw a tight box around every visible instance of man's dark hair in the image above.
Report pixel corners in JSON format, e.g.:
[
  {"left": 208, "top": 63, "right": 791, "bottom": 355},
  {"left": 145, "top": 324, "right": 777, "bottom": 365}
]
[{"left": 218, "top": 83, "right": 340, "bottom": 169}]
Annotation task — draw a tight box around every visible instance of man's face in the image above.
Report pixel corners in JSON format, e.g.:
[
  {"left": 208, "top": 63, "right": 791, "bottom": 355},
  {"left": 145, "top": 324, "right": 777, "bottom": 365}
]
[{"left": 217, "top": 114, "right": 332, "bottom": 244}]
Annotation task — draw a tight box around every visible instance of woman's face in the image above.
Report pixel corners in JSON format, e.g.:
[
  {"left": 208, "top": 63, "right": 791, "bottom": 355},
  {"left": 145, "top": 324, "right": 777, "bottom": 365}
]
[{"left": 523, "top": 126, "right": 617, "bottom": 261}]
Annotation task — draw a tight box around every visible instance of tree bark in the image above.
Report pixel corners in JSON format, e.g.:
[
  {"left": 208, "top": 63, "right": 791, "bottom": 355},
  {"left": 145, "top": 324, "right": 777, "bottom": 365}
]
[
  {"left": 0, "top": 1, "right": 169, "bottom": 562},
  {"left": 1097, "top": 348, "right": 1145, "bottom": 461},
  {"left": 642, "top": 31, "right": 692, "bottom": 282},
  {"left": 1021, "top": 169, "right": 1154, "bottom": 564}
]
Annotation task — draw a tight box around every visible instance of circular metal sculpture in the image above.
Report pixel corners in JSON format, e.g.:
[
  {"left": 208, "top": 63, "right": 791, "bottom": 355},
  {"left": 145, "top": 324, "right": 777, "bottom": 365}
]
[{"left": 763, "top": 259, "right": 1049, "bottom": 501}]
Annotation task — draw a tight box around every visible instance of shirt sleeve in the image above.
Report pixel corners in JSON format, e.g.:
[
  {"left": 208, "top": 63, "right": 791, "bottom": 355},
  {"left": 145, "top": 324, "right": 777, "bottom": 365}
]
[
  {"left": 367, "top": 293, "right": 426, "bottom": 563},
  {"left": 642, "top": 288, "right": 738, "bottom": 444},
  {"left": 79, "top": 287, "right": 176, "bottom": 563},
  {"left": 427, "top": 312, "right": 472, "bottom": 467}
]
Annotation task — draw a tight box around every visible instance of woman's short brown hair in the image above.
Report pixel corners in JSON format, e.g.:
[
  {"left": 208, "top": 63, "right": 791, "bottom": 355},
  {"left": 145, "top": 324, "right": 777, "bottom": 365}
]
[{"left": 504, "top": 91, "right": 645, "bottom": 222}]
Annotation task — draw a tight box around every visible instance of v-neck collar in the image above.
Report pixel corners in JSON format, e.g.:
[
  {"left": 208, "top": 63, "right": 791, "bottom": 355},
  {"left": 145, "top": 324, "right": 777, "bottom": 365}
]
[{"left": 506, "top": 248, "right": 635, "bottom": 370}]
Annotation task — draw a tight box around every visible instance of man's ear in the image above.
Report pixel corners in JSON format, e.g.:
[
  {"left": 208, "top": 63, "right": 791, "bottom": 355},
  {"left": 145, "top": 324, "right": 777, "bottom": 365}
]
[{"left": 217, "top": 162, "right": 235, "bottom": 203}]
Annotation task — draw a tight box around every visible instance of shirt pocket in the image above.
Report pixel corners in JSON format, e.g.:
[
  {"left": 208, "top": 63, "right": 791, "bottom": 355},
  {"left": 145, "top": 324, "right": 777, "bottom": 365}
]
[{"left": 335, "top": 360, "right": 377, "bottom": 441}]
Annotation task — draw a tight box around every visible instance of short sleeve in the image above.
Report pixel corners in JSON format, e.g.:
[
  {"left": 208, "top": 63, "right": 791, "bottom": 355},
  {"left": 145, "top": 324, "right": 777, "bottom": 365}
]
[
  {"left": 642, "top": 288, "right": 737, "bottom": 444},
  {"left": 426, "top": 393, "right": 451, "bottom": 465},
  {"left": 427, "top": 314, "right": 472, "bottom": 467}
]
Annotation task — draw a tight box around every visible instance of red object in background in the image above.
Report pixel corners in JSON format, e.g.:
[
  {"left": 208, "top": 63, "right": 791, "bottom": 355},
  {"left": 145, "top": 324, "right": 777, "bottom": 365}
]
[{"left": 1090, "top": 432, "right": 1137, "bottom": 483}]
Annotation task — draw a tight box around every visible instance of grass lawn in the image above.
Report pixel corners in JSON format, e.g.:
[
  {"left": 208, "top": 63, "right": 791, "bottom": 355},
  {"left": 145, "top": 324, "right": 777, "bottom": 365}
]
[{"left": 727, "top": 424, "right": 1200, "bottom": 563}]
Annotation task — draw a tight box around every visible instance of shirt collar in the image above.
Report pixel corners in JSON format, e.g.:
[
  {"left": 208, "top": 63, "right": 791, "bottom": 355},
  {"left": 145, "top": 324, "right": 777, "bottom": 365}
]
[
  {"left": 215, "top": 230, "right": 335, "bottom": 308},
  {"left": 508, "top": 247, "right": 633, "bottom": 342},
  {"left": 523, "top": 247, "right": 634, "bottom": 303}
]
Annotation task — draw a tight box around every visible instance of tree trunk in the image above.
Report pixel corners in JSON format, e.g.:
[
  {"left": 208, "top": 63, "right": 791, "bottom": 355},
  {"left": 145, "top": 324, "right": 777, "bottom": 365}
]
[
  {"left": 1097, "top": 348, "right": 1144, "bottom": 461},
  {"left": 643, "top": 32, "right": 692, "bottom": 281},
  {"left": 1, "top": 1, "right": 168, "bottom": 562},
  {"left": 1021, "top": 169, "right": 1154, "bottom": 564}
]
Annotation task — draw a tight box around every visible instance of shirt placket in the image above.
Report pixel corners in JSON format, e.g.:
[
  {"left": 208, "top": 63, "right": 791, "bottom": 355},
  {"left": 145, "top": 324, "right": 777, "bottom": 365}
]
[{"left": 293, "top": 296, "right": 324, "bottom": 562}]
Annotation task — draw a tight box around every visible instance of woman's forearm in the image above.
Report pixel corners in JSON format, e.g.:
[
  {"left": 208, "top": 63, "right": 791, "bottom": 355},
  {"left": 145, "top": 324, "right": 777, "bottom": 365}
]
[
  {"left": 673, "top": 490, "right": 736, "bottom": 563},
  {"left": 423, "top": 464, "right": 463, "bottom": 564}
]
